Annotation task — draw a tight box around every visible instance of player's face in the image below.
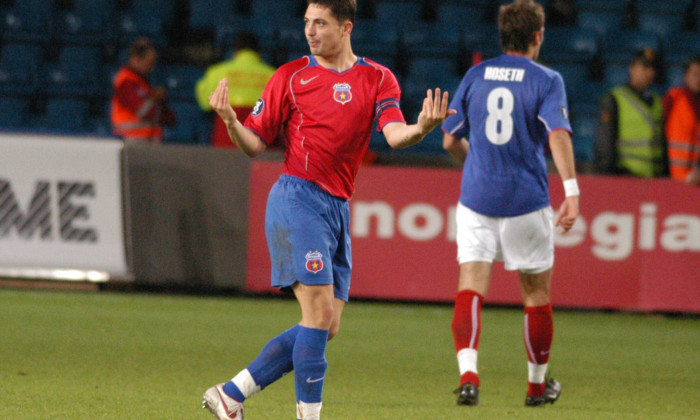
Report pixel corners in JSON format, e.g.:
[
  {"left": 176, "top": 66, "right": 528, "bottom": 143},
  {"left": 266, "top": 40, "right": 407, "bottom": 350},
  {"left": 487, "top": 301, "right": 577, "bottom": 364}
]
[
  {"left": 304, "top": 4, "right": 347, "bottom": 57},
  {"left": 685, "top": 63, "right": 700, "bottom": 94}
]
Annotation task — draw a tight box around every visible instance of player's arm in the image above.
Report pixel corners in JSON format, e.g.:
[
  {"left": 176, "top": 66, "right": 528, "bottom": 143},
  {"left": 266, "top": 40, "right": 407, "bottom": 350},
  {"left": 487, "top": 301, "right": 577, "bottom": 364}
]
[
  {"left": 382, "top": 88, "right": 456, "bottom": 149},
  {"left": 209, "top": 78, "right": 266, "bottom": 157},
  {"left": 549, "top": 128, "right": 579, "bottom": 232},
  {"left": 442, "top": 132, "right": 469, "bottom": 163}
]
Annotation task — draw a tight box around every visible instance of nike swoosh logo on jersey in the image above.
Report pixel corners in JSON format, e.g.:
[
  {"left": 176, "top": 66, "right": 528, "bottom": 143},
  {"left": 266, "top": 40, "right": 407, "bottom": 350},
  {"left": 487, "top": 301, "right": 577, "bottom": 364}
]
[
  {"left": 300, "top": 75, "right": 319, "bottom": 85},
  {"left": 306, "top": 376, "right": 324, "bottom": 383}
]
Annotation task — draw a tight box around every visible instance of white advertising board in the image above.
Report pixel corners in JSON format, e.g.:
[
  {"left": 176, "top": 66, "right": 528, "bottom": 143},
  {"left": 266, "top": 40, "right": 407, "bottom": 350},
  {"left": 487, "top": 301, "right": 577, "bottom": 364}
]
[{"left": 0, "top": 134, "right": 129, "bottom": 281}]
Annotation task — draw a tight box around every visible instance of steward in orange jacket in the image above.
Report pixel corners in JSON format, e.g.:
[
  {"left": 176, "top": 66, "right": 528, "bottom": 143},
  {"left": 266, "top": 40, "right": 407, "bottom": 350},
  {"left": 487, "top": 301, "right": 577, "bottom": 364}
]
[
  {"left": 664, "top": 55, "right": 700, "bottom": 185},
  {"left": 111, "top": 39, "right": 175, "bottom": 144}
]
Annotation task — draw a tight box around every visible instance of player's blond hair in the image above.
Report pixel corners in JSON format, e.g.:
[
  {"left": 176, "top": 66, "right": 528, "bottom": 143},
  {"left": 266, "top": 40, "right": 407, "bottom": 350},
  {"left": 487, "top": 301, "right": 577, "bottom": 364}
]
[{"left": 498, "top": 0, "right": 545, "bottom": 53}]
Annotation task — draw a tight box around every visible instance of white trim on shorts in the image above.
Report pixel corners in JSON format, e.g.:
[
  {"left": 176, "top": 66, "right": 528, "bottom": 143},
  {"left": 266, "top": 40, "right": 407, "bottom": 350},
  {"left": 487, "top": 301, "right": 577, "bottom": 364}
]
[{"left": 455, "top": 203, "right": 554, "bottom": 273}]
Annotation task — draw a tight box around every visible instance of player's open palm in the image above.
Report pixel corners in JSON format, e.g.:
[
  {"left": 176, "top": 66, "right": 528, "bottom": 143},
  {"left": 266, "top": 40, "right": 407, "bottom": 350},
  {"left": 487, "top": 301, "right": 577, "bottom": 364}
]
[
  {"left": 417, "top": 88, "right": 457, "bottom": 134},
  {"left": 209, "top": 78, "right": 238, "bottom": 126}
]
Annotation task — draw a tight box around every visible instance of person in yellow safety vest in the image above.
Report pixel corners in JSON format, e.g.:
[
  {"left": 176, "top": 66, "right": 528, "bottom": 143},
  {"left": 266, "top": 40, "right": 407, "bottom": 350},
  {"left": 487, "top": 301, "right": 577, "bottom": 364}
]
[
  {"left": 111, "top": 38, "right": 175, "bottom": 144},
  {"left": 195, "top": 32, "right": 277, "bottom": 148},
  {"left": 594, "top": 49, "right": 669, "bottom": 177}
]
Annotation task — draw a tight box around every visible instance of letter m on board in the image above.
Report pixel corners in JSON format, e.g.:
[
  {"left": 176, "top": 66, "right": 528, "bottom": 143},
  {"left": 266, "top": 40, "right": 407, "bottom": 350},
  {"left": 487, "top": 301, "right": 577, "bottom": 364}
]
[{"left": 0, "top": 179, "right": 52, "bottom": 239}]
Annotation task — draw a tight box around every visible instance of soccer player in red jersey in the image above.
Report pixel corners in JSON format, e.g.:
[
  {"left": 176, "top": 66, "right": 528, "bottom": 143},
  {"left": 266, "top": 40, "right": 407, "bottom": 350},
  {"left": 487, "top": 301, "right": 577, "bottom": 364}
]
[{"left": 201, "top": 1, "right": 455, "bottom": 419}]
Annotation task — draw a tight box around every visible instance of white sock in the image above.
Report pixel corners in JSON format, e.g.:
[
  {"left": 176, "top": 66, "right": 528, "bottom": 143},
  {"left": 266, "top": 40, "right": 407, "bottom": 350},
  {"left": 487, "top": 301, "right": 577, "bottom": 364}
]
[
  {"left": 528, "top": 361, "right": 548, "bottom": 384},
  {"left": 297, "top": 401, "right": 322, "bottom": 420},
  {"left": 231, "top": 369, "right": 261, "bottom": 399},
  {"left": 457, "top": 348, "right": 478, "bottom": 376}
]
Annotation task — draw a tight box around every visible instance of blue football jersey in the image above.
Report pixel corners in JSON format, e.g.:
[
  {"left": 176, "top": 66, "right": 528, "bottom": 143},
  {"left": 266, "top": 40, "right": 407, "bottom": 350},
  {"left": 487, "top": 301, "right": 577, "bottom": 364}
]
[{"left": 442, "top": 54, "right": 572, "bottom": 217}]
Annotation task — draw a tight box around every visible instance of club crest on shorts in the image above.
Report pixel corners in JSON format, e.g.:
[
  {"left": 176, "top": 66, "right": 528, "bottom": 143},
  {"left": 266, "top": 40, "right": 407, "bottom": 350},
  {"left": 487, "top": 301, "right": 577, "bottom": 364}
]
[
  {"left": 333, "top": 83, "right": 352, "bottom": 105},
  {"left": 305, "top": 251, "right": 324, "bottom": 274}
]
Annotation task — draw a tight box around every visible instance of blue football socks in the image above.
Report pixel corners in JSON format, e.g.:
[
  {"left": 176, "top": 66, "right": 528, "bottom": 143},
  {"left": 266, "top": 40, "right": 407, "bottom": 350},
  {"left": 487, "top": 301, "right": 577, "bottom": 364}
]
[
  {"left": 223, "top": 324, "right": 300, "bottom": 402},
  {"left": 293, "top": 326, "right": 330, "bottom": 404}
]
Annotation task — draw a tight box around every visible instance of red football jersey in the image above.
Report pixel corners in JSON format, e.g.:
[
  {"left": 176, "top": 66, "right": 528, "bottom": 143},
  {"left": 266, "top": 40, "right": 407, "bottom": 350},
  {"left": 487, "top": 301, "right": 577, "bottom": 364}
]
[{"left": 244, "top": 55, "right": 405, "bottom": 199}]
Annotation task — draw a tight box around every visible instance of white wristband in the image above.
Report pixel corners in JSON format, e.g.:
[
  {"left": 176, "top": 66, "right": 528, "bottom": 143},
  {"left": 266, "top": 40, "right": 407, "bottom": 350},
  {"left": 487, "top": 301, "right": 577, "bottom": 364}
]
[{"left": 563, "top": 178, "right": 580, "bottom": 197}]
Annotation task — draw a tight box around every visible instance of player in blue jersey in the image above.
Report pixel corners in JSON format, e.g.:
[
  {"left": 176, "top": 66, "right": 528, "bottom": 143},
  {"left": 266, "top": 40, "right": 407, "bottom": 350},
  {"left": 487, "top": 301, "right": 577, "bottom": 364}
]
[
  {"left": 201, "top": 1, "right": 454, "bottom": 419},
  {"left": 441, "top": 0, "right": 579, "bottom": 407}
]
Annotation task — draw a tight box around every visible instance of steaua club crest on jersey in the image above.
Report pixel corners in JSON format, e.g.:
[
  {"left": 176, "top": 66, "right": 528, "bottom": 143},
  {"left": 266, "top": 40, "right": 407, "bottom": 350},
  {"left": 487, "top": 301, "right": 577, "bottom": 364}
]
[
  {"left": 333, "top": 83, "right": 352, "bottom": 105},
  {"left": 304, "top": 250, "right": 324, "bottom": 274}
]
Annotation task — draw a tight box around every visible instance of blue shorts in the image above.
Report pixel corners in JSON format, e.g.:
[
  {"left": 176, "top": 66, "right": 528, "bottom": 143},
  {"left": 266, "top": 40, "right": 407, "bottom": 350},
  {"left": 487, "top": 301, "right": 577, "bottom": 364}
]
[{"left": 265, "top": 175, "right": 352, "bottom": 302}]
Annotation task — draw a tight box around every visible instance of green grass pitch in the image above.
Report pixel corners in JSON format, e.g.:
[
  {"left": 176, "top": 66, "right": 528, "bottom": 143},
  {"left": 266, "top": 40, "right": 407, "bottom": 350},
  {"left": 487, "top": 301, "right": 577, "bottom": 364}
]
[{"left": 1, "top": 288, "right": 698, "bottom": 419}]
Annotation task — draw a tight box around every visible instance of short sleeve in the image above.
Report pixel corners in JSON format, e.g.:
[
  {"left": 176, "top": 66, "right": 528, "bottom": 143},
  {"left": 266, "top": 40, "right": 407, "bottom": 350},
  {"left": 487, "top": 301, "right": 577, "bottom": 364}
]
[
  {"left": 244, "top": 69, "right": 290, "bottom": 145},
  {"left": 441, "top": 74, "right": 470, "bottom": 138},
  {"left": 375, "top": 68, "right": 405, "bottom": 131},
  {"left": 538, "top": 72, "right": 572, "bottom": 134}
]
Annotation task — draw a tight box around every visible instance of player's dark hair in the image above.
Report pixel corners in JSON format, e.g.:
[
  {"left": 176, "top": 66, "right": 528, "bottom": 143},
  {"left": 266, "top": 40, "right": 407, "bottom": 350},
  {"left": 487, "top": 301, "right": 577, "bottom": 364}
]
[
  {"left": 129, "top": 38, "right": 155, "bottom": 59},
  {"left": 683, "top": 54, "right": 700, "bottom": 73},
  {"left": 498, "top": 0, "right": 545, "bottom": 53},
  {"left": 307, "top": 0, "right": 356, "bottom": 24}
]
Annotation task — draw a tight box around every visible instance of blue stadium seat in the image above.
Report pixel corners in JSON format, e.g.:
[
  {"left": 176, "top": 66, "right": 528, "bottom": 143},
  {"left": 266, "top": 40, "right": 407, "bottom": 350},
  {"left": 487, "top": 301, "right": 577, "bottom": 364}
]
[
  {"left": 463, "top": 24, "right": 502, "bottom": 59},
  {"left": 153, "top": 65, "right": 203, "bottom": 102},
  {"left": 549, "top": 63, "right": 590, "bottom": 102},
  {"left": 351, "top": 19, "right": 400, "bottom": 57},
  {"left": 636, "top": 0, "right": 691, "bottom": 15},
  {"left": 577, "top": 10, "right": 621, "bottom": 36},
  {"left": 130, "top": 0, "right": 176, "bottom": 26},
  {"left": 0, "top": 43, "right": 43, "bottom": 95},
  {"left": 0, "top": 0, "right": 55, "bottom": 43},
  {"left": 252, "top": 0, "right": 302, "bottom": 25},
  {"left": 540, "top": 27, "right": 599, "bottom": 64},
  {"left": 577, "top": 0, "right": 627, "bottom": 13},
  {"left": 0, "top": 96, "right": 30, "bottom": 129},
  {"left": 117, "top": 12, "right": 168, "bottom": 48},
  {"left": 375, "top": 1, "right": 423, "bottom": 23},
  {"left": 215, "top": 15, "right": 278, "bottom": 57},
  {"left": 638, "top": 13, "right": 684, "bottom": 38},
  {"left": 604, "top": 64, "right": 630, "bottom": 88},
  {"left": 55, "top": 0, "right": 116, "bottom": 46},
  {"left": 164, "top": 101, "right": 207, "bottom": 144},
  {"left": 34, "top": 98, "right": 90, "bottom": 132},
  {"left": 402, "top": 22, "right": 462, "bottom": 60},
  {"left": 666, "top": 64, "right": 685, "bottom": 88},
  {"left": 46, "top": 46, "right": 102, "bottom": 97},
  {"left": 188, "top": 0, "right": 235, "bottom": 31},
  {"left": 571, "top": 112, "right": 597, "bottom": 163},
  {"left": 662, "top": 31, "right": 700, "bottom": 66},
  {"left": 436, "top": 3, "right": 486, "bottom": 27},
  {"left": 601, "top": 29, "right": 660, "bottom": 65}
]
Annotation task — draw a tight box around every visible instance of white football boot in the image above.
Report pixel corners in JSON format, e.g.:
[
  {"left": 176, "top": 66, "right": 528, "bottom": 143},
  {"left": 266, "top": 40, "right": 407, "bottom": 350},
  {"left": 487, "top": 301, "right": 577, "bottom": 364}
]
[{"left": 202, "top": 383, "right": 245, "bottom": 419}]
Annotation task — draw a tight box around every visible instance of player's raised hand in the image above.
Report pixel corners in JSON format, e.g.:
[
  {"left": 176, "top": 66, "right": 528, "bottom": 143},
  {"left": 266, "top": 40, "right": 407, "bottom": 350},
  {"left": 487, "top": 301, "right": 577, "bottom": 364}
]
[
  {"left": 417, "top": 88, "right": 457, "bottom": 135},
  {"left": 209, "top": 78, "right": 238, "bottom": 126}
]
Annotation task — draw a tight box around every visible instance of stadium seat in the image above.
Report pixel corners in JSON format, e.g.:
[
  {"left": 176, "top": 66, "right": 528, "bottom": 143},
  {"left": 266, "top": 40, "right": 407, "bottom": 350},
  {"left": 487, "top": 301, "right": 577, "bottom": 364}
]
[
  {"left": 601, "top": 29, "right": 660, "bottom": 65},
  {"left": 351, "top": 19, "right": 400, "bottom": 58},
  {"left": 577, "top": 0, "right": 627, "bottom": 13},
  {"left": 401, "top": 22, "right": 462, "bottom": 60},
  {"left": 251, "top": 0, "right": 303, "bottom": 25},
  {"left": 436, "top": 3, "right": 486, "bottom": 27},
  {"left": 34, "top": 98, "right": 90, "bottom": 132},
  {"left": 45, "top": 46, "right": 103, "bottom": 97},
  {"left": 666, "top": 64, "right": 685, "bottom": 88},
  {"left": 571, "top": 112, "right": 597, "bottom": 163},
  {"left": 375, "top": 1, "right": 424, "bottom": 23},
  {"left": 0, "top": 43, "right": 43, "bottom": 95},
  {"left": 55, "top": 0, "right": 116, "bottom": 46},
  {"left": 549, "top": 63, "right": 590, "bottom": 101},
  {"left": 638, "top": 13, "right": 684, "bottom": 38},
  {"left": 662, "top": 31, "right": 700, "bottom": 66},
  {"left": 0, "top": 96, "right": 30, "bottom": 129},
  {"left": 604, "top": 64, "right": 630, "bottom": 88},
  {"left": 540, "top": 27, "right": 599, "bottom": 65},
  {"left": 635, "top": 0, "right": 691, "bottom": 15},
  {"left": 152, "top": 65, "right": 203, "bottom": 102},
  {"left": 117, "top": 11, "right": 168, "bottom": 48},
  {"left": 188, "top": 0, "right": 235, "bottom": 31},
  {"left": 0, "top": 0, "right": 54, "bottom": 43},
  {"left": 164, "top": 101, "right": 207, "bottom": 144},
  {"left": 577, "top": 10, "right": 621, "bottom": 36}
]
